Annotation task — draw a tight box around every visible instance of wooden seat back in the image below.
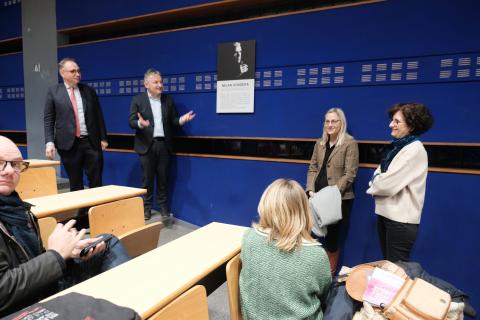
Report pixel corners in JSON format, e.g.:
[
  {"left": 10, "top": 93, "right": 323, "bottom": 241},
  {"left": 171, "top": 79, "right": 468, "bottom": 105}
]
[
  {"left": 88, "top": 197, "right": 145, "bottom": 237},
  {"left": 226, "top": 253, "right": 243, "bottom": 320},
  {"left": 17, "top": 167, "right": 57, "bottom": 199},
  {"left": 37, "top": 217, "right": 57, "bottom": 249},
  {"left": 118, "top": 221, "right": 163, "bottom": 258},
  {"left": 149, "top": 285, "right": 209, "bottom": 320}
]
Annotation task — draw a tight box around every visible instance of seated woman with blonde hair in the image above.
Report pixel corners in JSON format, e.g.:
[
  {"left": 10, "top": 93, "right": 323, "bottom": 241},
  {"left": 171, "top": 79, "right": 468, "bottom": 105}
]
[{"left": 240, "top": 179, "right": 332, "bottom": 320}]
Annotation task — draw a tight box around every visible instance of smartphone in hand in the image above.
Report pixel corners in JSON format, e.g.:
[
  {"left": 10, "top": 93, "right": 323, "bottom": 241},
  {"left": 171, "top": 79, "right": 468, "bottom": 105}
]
[{"left": 79, "top": 234, "right": 113, "bottom": 257}]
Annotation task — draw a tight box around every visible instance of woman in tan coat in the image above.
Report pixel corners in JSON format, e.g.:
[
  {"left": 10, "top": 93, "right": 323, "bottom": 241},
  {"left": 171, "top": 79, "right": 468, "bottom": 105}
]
[{"left": 306, "top": 108, "right": 359, "bottom": 274}]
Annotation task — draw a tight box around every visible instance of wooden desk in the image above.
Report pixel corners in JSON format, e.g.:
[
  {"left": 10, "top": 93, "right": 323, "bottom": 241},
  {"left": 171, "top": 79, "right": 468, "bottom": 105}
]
[
  {"left": 46, "top": 222, "right": 247, "bottom": 318},
  {"left": 25, "top": 159, "right": 61, "bottom": 168},
  {"left": 17, "top": 160, "right": 61, "bottom": 198},
  {"left": 25, "top": 185, "right": 146, "bottom": 219}
]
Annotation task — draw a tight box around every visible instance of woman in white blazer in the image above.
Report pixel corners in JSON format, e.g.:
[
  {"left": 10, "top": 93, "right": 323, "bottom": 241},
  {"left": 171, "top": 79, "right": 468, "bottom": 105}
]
[{"left": 367, "top": 103, "right": 433, "bottom": 262}]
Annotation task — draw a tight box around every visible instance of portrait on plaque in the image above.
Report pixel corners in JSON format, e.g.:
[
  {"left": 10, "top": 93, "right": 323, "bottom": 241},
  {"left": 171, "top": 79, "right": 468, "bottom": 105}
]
[
  {"left": 218, "top": 40, "right": 256, "bottom": 80},
  {"left": 217, "top": 40, "right": 256, "bottom": 113}
]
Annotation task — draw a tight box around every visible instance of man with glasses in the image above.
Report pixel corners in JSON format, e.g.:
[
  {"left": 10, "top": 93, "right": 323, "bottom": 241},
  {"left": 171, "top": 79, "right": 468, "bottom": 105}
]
[
  {"left": 0, "top": 136, "right": 129, "bottom": 316},
  {"left": 44, "top": 57, "right": 108, "bottom": 195}
]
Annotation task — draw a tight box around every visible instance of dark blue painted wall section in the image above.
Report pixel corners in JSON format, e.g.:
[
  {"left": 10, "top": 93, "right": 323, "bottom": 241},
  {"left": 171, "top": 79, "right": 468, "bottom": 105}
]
[
  {"left": 0, "top": 2, "right": 21, "bottom": 41},
  {"left": 56, "top": 0, "right": 220, "bottom": 29},
  {"left": 0, "top": 53, "right": 24, "bottom": 130}
]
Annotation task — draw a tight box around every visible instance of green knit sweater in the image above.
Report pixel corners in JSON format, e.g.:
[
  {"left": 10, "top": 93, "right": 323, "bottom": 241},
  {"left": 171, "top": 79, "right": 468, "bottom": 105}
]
[{"left": 239, "top": 228, "right": 332, "bottom": 320}]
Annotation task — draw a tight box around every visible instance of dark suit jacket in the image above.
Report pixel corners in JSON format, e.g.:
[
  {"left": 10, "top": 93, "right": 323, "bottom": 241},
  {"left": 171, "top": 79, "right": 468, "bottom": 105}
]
[
  {"left": 44, "top": 83, "right": 107, "bottom": 151},
  {"left": 128, "top": 93, "right": 181, "bottom": 155}
]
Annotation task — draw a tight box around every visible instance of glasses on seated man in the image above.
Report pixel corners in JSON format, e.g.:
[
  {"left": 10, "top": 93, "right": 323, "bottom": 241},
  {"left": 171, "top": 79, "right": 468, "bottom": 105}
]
[{"left": 0, "top": 160, "right": 29, "bottom": 173}]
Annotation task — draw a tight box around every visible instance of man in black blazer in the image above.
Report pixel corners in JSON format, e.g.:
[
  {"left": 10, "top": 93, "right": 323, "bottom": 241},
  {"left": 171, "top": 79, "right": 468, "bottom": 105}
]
[
  {"left": 44, "top": 58, "right": 108, "bottom": 192},
  {"left": 129, "top": 68, "right": 195, "bottom": 220}
]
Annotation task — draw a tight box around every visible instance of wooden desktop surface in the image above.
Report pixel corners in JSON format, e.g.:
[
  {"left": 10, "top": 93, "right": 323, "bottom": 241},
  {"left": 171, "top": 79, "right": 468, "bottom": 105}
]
[
  {"left": 45, "top": 222, "right": 247, "bottom": 318},
  {"left": 25, "top": 159, "right": 61, "bottom": 167},
  {"left": 25, "top": 185, "right": 146, "bottom": 218}
]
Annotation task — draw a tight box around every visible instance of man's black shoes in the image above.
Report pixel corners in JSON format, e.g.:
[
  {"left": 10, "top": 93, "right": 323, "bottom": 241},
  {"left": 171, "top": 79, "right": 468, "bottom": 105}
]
[{"left": 144, "top": 210, "right": 152, "bottom": 221}]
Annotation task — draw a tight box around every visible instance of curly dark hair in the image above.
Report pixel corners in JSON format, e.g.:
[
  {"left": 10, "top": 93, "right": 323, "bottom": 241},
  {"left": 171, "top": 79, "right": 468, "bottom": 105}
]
[{"left": 388, "top": 103, "right": 433, "bottom": 136}]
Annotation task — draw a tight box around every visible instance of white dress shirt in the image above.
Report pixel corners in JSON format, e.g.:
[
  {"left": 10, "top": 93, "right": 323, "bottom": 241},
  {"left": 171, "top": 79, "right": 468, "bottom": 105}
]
[
  {"left": 65, "top": 83, "right": 88, "bottom": 136},
  {"left": 148, "top": 95, "right": 165, "bottom": 138}
]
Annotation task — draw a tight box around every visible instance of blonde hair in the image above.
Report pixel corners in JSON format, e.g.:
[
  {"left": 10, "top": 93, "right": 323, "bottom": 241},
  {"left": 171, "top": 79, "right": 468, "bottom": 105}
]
[
  {"left": 255, "top": 179, "right": 314, "bottom": 252},
  {"left": 319, "top": 107, "right": 352, "bottom": 146}
]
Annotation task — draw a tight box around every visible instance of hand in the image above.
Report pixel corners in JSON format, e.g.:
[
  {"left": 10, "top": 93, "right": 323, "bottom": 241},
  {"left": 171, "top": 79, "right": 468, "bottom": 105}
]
[
  {"left": 180, "top": 111, "right": 196, "bottom": 125},
  {"left": 239, "top": 63, "right": 248, "bottom": 74},
  {"left": 72, "top": 237, "right": 106, "bottom": 260},
  {"left": 138, "top": 112, "right": 150, "bottom": 128},
  {"left": 101, "top": 140, "right": 108, "bottom": 151},
  {"left": 308, "top": 191, "right": 314, "bottom": 198},
  {"left": 47, "top": 220, "right": 86, "bottom": 260},
  {"left": 45, "top": 144, "right": 56, "bottom": 160}
]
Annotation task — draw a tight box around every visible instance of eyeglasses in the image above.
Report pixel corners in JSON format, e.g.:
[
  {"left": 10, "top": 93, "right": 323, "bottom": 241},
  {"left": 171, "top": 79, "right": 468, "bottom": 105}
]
[
  {"left": 324, "top": 120, "right": 340, "bottom": 125},
  {"left": 390, "top": 119, "right": 403, "bottom": 125},
  {"left": 0, "top": 160, "right": 29, "bottom": 173},
  {"left": 65, "top": 69, "right": 81, "bottom": 75}
]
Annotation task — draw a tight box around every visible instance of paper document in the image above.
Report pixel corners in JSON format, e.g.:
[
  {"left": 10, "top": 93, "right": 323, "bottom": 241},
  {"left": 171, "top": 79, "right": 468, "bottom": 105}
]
[{"left": 363, "top": 267, "right": 405, "bottom": 306}]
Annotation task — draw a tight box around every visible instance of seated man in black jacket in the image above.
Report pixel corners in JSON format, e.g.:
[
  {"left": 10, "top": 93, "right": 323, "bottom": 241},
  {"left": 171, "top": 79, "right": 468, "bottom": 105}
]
[{"left": 0, "top": 136, "right": 130, "bottom": 316}]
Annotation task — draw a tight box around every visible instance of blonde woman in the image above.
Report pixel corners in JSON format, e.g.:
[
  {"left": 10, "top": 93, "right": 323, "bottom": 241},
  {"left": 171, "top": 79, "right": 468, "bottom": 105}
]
[
  {"left": 240, "top": 179, "right": 331, "bottom": 320},
  {"left": 306, "top": 108, "right": 359, "bottom": 274}
]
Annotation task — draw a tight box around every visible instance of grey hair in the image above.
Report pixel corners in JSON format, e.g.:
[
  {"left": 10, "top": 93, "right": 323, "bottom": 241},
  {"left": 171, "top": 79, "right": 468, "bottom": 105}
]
[
  {"left": 144, "top": 68, "right": 161, "bottom": 82},
  {"left": 58, "top": 57, "right": 76, "bottom": 70}
]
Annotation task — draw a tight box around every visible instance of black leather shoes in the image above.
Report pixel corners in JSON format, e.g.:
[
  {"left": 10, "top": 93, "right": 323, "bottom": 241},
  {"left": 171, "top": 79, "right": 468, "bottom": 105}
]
[
  {"left": 160, "top": 207, "right": 170, "bottom": 218},
  {"left": 144, "top": 210, "right": 152, "bottom": 221}
]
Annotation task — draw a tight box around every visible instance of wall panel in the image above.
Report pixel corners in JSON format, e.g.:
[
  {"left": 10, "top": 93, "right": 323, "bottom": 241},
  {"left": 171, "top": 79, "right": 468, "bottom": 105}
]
[
  {"left": 56, "top": 0, "right": 219, "bottom": 29},
  {"left": 0, "top": 2, "right": 21, "bottom": 41}
]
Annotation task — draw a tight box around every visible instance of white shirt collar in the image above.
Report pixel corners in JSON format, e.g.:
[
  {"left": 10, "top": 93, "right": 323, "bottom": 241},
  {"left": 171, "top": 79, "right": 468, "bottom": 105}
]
[
  {"left": 148, "top": 93, "right": 161, "bottom": 101},
  {"left": 64, "top": 82, "right": 77, "bottom": 90}
]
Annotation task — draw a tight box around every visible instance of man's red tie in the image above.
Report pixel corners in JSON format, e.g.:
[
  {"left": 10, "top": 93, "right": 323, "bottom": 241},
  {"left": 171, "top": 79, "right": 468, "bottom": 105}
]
[{"left": 69, "top": 87, "right": 81, "bottom": 138}]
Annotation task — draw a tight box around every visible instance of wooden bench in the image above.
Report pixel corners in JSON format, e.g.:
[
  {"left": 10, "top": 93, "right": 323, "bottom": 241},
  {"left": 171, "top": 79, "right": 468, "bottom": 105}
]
[
  {"left": 44, "top": 222, "right": 247, "bottom": 318},
  {"left": 25, "top": 185, "right": 146, "bottom": 219}
]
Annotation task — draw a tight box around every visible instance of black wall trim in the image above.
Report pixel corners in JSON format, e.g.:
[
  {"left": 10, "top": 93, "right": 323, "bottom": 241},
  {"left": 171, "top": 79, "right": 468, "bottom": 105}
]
[
  {"left": 0, "top": 131, "right": 27, "bottom": 145},
  {"left": 173, "top": 138, "right": 480, "bottom": 171},
  {"left": 2, "top": 131, "right": 478, "bottom": 171}
]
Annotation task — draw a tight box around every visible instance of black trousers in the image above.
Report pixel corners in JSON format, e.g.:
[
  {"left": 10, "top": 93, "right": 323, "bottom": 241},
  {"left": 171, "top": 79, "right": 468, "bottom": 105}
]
[
  {"left": 324, "top": 199, "right": 353, "bottom": 252},
  {"left": 140, "top": 139, "right": 170, "bottom": 213},
  {"left": 377, "top": 215, "right": 419, "bottom": 262},
  {"left": 58, "top": 137, "right": 103, "bottom": 192}
]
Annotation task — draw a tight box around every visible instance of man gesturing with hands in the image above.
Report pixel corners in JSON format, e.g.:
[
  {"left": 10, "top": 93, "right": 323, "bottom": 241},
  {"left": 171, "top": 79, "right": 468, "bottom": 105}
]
[{"left": 129, "top": 68, "right": 195, "bottom": 220}]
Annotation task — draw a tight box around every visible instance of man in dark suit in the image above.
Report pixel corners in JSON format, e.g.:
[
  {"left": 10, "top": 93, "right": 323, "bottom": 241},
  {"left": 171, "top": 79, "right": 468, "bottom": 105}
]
[
  {"left": 44, "top": 57, "right": 108, "bottom": 192},
  {"left": 129, "top": 68, "right": 195, "bottom": 220}
]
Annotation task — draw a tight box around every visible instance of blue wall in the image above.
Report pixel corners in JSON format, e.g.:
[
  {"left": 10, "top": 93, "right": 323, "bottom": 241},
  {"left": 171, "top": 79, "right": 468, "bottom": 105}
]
[
  {"left": 0, "top": 0, "right": 479, "bottom": 313},
  {"left": 0, "top": 53, "right": 24, "bottom": 130},
  {"left": 56, "top": 0, "right": 219, "bottom": 29},
  {"left": 0, "top": 2, "right": 21, "bottom": 41}
]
